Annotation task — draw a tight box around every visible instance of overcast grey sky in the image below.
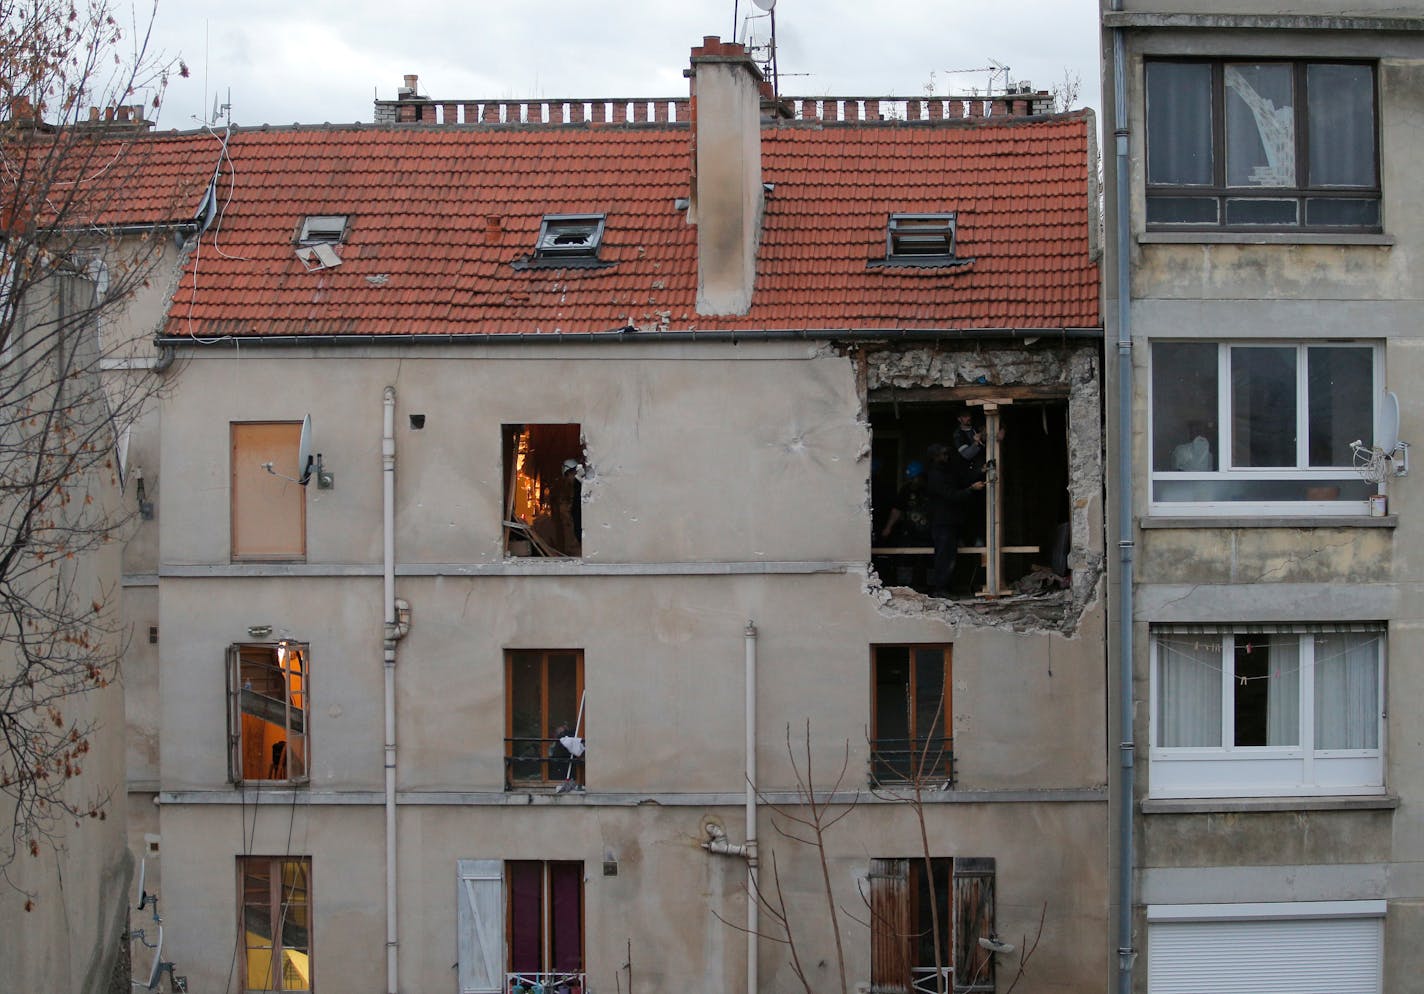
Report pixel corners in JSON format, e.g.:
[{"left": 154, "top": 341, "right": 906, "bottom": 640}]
[{"left": 140, "top": 0, "right": 1101, "bottom": 130}]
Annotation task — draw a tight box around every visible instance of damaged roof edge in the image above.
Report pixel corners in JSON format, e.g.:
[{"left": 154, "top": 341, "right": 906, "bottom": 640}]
[{"left": 156, "top": 326, "right": 1105, "bottom": 349}]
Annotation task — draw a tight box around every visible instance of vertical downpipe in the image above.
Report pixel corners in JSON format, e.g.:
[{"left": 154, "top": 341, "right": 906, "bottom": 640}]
[
  {"left": 382, "top": 386, "right": 399, "bottom": 994},
  {"left": 1110, "top": 14, "right": 1138, "bottom": 994},
  {"left": 744, "top": 621, "right": 759, "bottom": 994}
]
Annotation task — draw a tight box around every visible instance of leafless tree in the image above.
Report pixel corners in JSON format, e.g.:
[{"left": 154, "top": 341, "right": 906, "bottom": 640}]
[
  {"left": 0, "top": 0, "right": 185, "bottom": 898},
  {"left": 1052, "top": 67, "right": 1082, "bottom": 113}
]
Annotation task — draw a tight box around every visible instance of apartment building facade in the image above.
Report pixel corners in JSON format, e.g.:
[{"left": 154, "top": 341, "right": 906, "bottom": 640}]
[
  {"left": 116, "top": 41, "right": 1109, "bottom": 993},
  {"left": 1101, "top": 5, "right": 1424, "bottom": 992}
]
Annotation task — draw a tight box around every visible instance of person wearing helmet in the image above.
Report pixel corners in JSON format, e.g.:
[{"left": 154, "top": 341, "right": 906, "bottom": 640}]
[
  {"left": 879, "top": 460, "right": 933, "bottom": 586},
  {"left": 926, "top": 441, "right": 985, "bottom": 597}
]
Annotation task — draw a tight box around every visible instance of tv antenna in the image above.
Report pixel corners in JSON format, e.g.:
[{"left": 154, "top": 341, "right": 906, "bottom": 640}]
[
  {"left": 942, "top": 59, "right": 1012, "bottom": 97},
  {"left": 734, "top": 0, "right": 780, "bottom": 102}
]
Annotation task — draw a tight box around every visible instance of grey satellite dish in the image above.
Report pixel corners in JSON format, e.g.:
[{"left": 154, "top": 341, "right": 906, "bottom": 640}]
[
  {"left": 297, "top": 414, "right": 314, "bottom": 484},
  {"left": 141, "top": 924, "right": 164, "bottom": 989},
  {"left": 1379, "top": 391, "right": 1401, "bottom": 453},
  {"left": 752, "top": 0, "right": 776, "bottom": 9}
]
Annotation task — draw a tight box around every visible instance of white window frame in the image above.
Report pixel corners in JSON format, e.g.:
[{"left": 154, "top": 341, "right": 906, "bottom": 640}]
[
  {"left": 1147, "top": 341, "right": 1384, "bottom": 516},
  {"left": 1149, "top": 627, "right": 1384, "bottom": 798}
]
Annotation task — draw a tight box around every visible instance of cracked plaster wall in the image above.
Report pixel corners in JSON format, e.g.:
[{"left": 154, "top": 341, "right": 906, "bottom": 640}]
[{"left": 864, "top": 343, "right": 1106, "bottom": 633}]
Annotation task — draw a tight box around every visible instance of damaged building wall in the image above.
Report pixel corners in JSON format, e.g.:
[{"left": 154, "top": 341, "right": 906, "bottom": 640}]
[
  {"left": 864, "top": 342, "right": 1105, "bottom": 632},
  {"left": 143, "top": 340, "right": 1109, "bottom": 994}
]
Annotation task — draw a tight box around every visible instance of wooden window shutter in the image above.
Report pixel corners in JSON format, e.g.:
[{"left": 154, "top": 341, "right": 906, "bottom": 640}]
[
  {"left": 457, "top": 859, "right": 505, "bottom": 994},
  {"left": 952, "top": 857, "right": 996, "bottom": 993},
  {"left": 869, "top": 858, "right": 912, "bottom": 994}
]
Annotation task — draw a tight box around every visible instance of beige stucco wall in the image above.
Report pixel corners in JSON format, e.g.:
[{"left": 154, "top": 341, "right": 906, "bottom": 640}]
[{"left": 141, "top": 341, "right": 1108, "bottom": 992}]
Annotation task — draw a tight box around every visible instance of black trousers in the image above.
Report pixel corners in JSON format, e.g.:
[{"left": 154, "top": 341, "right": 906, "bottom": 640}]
[{"left": 930, "top": 518, "right": 959, "bottom": 590}]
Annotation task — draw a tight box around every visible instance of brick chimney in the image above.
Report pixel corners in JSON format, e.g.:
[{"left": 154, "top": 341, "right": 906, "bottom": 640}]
[{"left": 686, "top": 37, "right": 763, "bottom": 317}]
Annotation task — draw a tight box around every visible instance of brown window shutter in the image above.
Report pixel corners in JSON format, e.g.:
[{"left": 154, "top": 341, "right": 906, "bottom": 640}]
[
  {"left": 952, "top": 857, "right": 996, "bottom": 993},
  {"left": 869, "top": 858, "right": 912, "bottom": 994}
]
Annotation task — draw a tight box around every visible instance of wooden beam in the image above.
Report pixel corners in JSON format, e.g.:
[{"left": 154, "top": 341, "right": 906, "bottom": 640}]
[{"left": 868, "top": 384, "right": 1069, "bottom": 404}]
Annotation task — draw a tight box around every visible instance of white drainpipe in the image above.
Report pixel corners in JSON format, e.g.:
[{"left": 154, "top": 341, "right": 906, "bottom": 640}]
[
  {"left": 744, "top": 620, "right": 759, "bottom": 994},
  {"left": 382, "top": 386, "right": 400, "bottom": 994}
]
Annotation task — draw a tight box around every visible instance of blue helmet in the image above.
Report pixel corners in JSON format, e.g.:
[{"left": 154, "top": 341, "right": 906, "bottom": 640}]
[{"left": 905, "top": 460, "right": 925, "bottom": 479}]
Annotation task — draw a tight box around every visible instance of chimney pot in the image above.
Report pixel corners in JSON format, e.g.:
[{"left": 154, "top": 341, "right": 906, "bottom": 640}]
[{"left": 404, "top": 74, "right": 418, "bottom": 93}]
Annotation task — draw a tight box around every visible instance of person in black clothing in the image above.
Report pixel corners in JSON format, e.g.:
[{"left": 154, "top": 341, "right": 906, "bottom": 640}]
[{"left": 925, "top": 442, "right": 985, "bottom": 597}]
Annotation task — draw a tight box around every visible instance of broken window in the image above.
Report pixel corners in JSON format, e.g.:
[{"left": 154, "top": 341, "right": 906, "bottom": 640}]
[
  {"left": 869, "top": 857, "right": 996, "bottom": 994},
  {"left": 871, "top": 645, "right": 952, "bottom": 786},
  {"left": 232, "top": 422, "right": 307, "bottom": 561},
  {"left": 502, "top": 424, "right": 583, "bottom": 557},
  {"left": 228, "top": 642, "right": 309, "bottom": 784},
  {"left": 240, "top": 856, "right": 312, "bottom": 992},
  {"left": 886, "top": 213, "right": 957, "bottom": 261},
  {"left": 296, "top": 215, "right": 348, "bottom": 244},
  {"left": 506, "top": 650, "right": 584, "bottom": 790},
  {"left": 871, "top": 396, "right": 1072, "bottom": 598},
  {"left": 457, "top": 859, "right": 585, "bottom": 994},
  {"left": 535, "top": 214, "right": 605, "bottom": 259}
]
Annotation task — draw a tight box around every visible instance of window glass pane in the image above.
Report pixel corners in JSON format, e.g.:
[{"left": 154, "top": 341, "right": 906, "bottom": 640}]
[
  {"left": 1156, "top": 635, "right": 1222, "bottom": 748},
  {"left": 1146, "top": 196, "right": 1219, "bottom": 225},
  {"left": 913, "top": 648, "right": 947, "bottom": 742},
  {"left": 1231, "top": 347, "right": 1297, "bottom": 467},
  {"left": 507, "top": 861, "right": 544, "bottom": 974},
  {"left": 1233, "top": 635, "right": 1299, "bottom": 747},
  {"left": 549, "top": 861, "right": 584, "bottom": 972},
  {"left": 1305, "top": 197, "right": 1379, "bottom": 228},
  {"left": 1308, "top": 347, "right": 1372, "bottom": 467},
  {"left": 873, "top": 648, "right": 911, "bottom": 781},
  {"left": 1153, "top": 476, "right": 1373, "bottom": 503},
  {"left": 1314, "top": 633, "right": 1379, "bottom": 750},
  {"left": 508, "top": 653, "right": 544, "bottom": 780},
  {"left": 546, "top": 653, "right": 580, "bottom": 737},
  {"left": 1225, "top": 64, "right": 1295, "bottom": 188},
  {"left": 1224, "top": 198, "right": 1298, "bottom": 226},
  {"left": 1146, "top": 63, "right": 1214, "bottom": 186},
  {"left": 1152, "top": 343, "right": 1219, "bottom": 472},
  {"left": 1307, "top": 65, "right": 1375, "bottom": 188}
]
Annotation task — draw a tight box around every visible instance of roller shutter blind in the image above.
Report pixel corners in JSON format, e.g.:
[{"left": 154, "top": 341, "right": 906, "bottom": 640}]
[{"left": 1149, "top": 915, "right": 1382, "bottom": 994}]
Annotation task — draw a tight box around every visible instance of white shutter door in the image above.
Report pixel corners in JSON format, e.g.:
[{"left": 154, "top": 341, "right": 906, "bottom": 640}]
[
  {"left": 457, "top": 859, "right": 504, "bottom": 994},
  {"left": 1149, "top": 917, "right": 1382, "bottom": 994}
]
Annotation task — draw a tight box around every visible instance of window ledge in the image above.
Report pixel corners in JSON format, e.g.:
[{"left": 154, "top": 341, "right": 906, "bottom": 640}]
[
  {"left": 1139, "top": 231, "right": 1394, "bottom": 247},
  {"left": 1142, "top": 515, "right": 1396, "bottom": 530},
  {"left": 1142, "top": 794, "right": 1398, "bottom": 815}
]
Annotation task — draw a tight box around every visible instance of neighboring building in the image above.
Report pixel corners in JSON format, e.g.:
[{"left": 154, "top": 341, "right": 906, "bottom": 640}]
[
  {"left": 1101, "top": 5, "right": 1424, "bottom": 993},
  {"left": 118, "top": 40, "right": 1107, "bottom": 993},
  {"left": 0, "top": 108, "right": 202, "bottom": 993}
]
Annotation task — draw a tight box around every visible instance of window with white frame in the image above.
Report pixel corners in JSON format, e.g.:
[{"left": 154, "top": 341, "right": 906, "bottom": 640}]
[
  {"left": 1150, "top": 625, "right": 1383, "bottom": 798},
  {"left": 1149, "top": 341, "right": 1381, "bottom": 513}
]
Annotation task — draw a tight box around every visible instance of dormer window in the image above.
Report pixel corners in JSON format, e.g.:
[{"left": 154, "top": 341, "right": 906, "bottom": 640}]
[
  {"left": 297, "top": 215, "right": 349, "bottom": 245},
  {"left": 535, "top": 214, "right": 605, "bottom": 259},
  {"left": 887, "top": 213, "right": 957, "bottom": 260}
]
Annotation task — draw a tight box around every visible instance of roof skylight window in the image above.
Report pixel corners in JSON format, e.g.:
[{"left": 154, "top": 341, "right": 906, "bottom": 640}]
[
  {"left": 297, "top": 215, "right": 349, "bottom": 245},
  {"left": 886, "top": 213, "right": 957, "bottom": 260},
  {"left": 535, "top": 214, "right": 606, "bottom": 259}
]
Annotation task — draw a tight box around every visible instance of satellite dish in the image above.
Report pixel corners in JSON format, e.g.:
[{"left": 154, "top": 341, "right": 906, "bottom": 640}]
[
  {"left": 116, "top": 424, "right": 132, "bottom": 491},
  {"left": 752, "top": 0, "right": 776, "bottom": 9},
  {"left": 135, "top": 856, "right": 148, "bottom": 909},
  {"left": 141, "top": 924, "right": 164, "bottom": 989},
  {"left": 1379, "top": 391, "right": 1401, "bottom": 453},
  {"left": 297, "top": 414, "right": 314, "bottom": 485}
]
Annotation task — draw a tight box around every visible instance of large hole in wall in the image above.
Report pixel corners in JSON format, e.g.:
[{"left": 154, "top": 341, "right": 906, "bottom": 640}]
[{"left": 870, "top": 396, "right": 1071, "bottom": 598}]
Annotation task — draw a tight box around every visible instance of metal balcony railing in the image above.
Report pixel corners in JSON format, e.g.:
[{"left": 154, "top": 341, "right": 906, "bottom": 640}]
[
  {"left": 504, "top": 737, "right": 585, "bottom": 789},
  {"left": 506, "top": 969, "right": 585, "bottom": 994},
  {"left": 869, "top": 736, "right": 955, "bottom": 788}
]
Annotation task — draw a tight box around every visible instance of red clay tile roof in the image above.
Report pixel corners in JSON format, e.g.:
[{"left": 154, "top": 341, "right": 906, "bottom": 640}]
[{"left": 133, "top": 114, "right": 1099, "bottom": 339}]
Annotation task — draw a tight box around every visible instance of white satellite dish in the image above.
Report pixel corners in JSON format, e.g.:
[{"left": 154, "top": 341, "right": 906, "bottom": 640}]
[
  {"left": 752, "top": 0, "right": 776, "bottom": 9},
  {"left": 1379, "top": 390, "right": 1401, "bottom": 453},
  {"left": 141, "top": 924, "right": 164, "bottom": 989},
  {"left": 135, "top": 856, "right": 148, "bottom": 909},
  {"left": 297, "top": 414, "right": 314, "bottom": 485},
  {"left": 116, "top": 424, "right": 132, "bottom": 491}
]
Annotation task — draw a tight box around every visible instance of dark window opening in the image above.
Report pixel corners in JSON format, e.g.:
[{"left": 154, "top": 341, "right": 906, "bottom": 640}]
[
  {"left": 871, "top": 399, "right": 1071, "bottom": 599},
  {"left": 506, "top": 649, "right": 585, "bottom": 790},
  {"left": 227, "top": 643, "right": 309, "bottom": 784},
  {"left": 871, "top": 645, "right": 952, "bottom": 786},
  {"left": 502, "top": 423, "right": 583, "bottom": 557}
]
